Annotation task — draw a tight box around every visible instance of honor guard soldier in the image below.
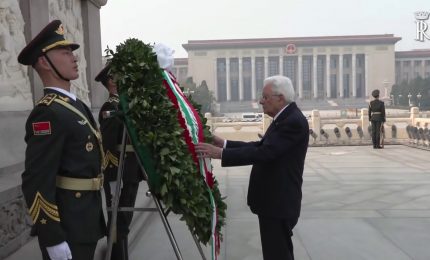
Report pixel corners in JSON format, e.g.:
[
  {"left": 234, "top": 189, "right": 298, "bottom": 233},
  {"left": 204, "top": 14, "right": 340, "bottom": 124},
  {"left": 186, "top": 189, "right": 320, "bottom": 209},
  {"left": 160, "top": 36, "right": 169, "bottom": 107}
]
[
  {"left": 18, "top": 20, "right": 106, "bottom": 260},
  {"left": 368, "top": 89, "right": 386, "bottom": 149},
  {"left": 96, "top": 64, "right": 145, "bottom": 260}
]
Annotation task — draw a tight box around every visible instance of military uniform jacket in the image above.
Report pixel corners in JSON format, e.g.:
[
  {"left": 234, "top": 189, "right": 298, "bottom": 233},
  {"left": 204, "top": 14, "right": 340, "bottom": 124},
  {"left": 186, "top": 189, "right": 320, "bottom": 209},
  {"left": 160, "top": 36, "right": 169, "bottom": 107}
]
[
  {"left": 98, "top": 94, "right": 144, "bottom": 183},
  {"left": 22, "top": 88, "right": 106, "bottom": 247},
  {"left": 368, "top": 99, "right": 386, "bottom": 122},
  {"left": 221, "top": 102, "right": 309, "bottom": 227}
]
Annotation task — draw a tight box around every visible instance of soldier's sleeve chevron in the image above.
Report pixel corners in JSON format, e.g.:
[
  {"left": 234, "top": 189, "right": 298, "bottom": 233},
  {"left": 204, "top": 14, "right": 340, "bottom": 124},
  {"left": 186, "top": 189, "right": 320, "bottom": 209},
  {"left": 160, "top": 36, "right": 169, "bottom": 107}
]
[
  {"left": 29, "top": 192, "right": 60, "bottom": 223},
  {"left": 104, "top": 150, "right": 119, "bottom": 169}
]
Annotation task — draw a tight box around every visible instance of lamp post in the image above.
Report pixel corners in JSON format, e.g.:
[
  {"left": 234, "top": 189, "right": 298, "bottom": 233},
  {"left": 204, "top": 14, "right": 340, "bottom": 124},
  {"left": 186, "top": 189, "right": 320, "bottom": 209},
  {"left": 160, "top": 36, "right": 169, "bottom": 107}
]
[
  {"left": 383, "top": 79, "right": 389, "bottom": 99},
  {"left": 390, "top": 94, "right": 394, "bottom": 106},
  {"left": 417, "top": 93, "right": 422, "bottom": 109},
  {"left": 408, "top": 93, "right": 412, "bottom": 107}
]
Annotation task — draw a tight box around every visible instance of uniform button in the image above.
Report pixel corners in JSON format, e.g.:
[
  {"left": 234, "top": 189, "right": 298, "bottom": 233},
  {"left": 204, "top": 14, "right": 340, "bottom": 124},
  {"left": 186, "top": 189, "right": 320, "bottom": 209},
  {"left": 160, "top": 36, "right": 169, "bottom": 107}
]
[{"left": 75, "top": 192, "right": 82, "bottom": 198}]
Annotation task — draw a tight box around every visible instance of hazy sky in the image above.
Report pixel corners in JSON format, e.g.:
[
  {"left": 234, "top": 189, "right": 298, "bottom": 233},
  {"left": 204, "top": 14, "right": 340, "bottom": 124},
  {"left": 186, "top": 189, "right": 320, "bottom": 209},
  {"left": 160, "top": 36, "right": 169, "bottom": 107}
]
[{"left": 100, "top": 0, "right": 430, "bottom": 58}]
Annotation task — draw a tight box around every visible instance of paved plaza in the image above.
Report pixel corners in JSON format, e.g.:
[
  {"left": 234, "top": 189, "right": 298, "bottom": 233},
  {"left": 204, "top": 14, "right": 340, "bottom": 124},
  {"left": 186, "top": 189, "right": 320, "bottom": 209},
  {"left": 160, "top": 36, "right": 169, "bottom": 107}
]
[{"left": 6, "top": 145, "right": 430, "bottom": 260}]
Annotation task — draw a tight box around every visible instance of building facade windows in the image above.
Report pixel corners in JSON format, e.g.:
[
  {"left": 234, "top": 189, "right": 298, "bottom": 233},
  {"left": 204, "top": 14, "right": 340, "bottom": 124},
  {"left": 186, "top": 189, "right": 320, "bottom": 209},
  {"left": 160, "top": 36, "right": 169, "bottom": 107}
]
[
  {"left": 330, "top": 56, "right": 337, "bottom": 69},
  {"left": 302, "top": 56, "right": 312, "bottom": 99},
  {"left": 317, "top": 56, "right": 325, "bottom": 98},
  {"left": 268, "top": 56, "right": 279, "bottom": 76},
  {"left": 343, "top": 74, "right": 350, "bottom": 98},
  {"left": 216, "top": 58, "right": 227, "bottom": 102},
  {"left": 242, "top": 57, "right": 253, "bottom": 101},
  {"left": 229, "top": 58, "right": 239, "bottom": 101},
  {"left": 211, "top": 53, "right": 374, "bottom": 101},
  {"left": 330, "top": 74, "right": 337, "bottom": 98},
  {"left": 284, "top": 56, "right": 297, "bottom": 92},
  {"left": 255, "top": 57, "right": 265, "bottom": 96}
]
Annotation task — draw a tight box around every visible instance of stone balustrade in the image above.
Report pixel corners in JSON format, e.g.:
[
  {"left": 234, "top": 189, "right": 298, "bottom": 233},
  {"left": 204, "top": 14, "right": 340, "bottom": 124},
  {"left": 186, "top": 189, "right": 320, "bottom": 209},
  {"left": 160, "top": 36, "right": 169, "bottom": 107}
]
[{"left": 205, "top": 107, "right": 430, "bottom": 147}]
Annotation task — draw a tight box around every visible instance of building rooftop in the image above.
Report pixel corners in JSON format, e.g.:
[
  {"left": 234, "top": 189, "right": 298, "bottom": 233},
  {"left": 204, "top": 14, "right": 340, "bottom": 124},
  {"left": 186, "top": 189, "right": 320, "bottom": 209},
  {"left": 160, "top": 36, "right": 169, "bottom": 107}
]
[
  {"left": 395, "top": 49, "right": 430, "bottom": 58},
  {"left": 183, "top": 34, "right": 402, "bottom": 51}
]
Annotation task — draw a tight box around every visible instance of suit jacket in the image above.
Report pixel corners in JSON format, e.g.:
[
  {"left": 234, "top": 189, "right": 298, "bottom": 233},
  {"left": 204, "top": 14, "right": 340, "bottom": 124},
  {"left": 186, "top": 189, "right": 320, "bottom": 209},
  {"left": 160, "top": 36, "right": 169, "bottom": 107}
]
[
  {"left": 222, "top": 102, "right": 309, "bottom": 227},
  {"left": 98, "top": 93, "right": 144, "bottom": 183},
  {"left": 21, "top": 88, "right": 106, "bottom": 247},
  {"left": 368, "top": 99, "right": 386, "bottom": 122}
]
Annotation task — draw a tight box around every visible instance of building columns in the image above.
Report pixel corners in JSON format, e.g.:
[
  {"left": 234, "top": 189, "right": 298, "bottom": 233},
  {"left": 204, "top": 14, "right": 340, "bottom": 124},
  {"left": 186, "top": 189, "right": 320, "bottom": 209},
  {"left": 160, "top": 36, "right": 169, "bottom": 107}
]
[
  {"left": 298, "top": 55, "right": 303, "bottom": 98},
  {"left": 326, "top": 54, "right": 331, "bottom": 98},
  {"left": 264, "top": 56, "right": 269, "bottom": 79},
  {"left": 279, "top": 55, "right": 284, "bottom": 76},
  {"left": 213, "top": 58, "right": 218, "bottom": 100},
  {"left": 251, "top": 56, "right": 256, "bottom": 100},
  {"left": 365, "top": 54, "right": 369, "bottom": 97},
  {"left": 352, "top": 53, "right": 357, "bottom": 97},
  {"left": 339, "top": 54, "right": 344, "bottom": 98},
  {"left": 239, "top": 58, "right": 244, "bottom": 101},
  {"left": 226, "top": 57, "right": 231, "bottom": 101},
  {"left": 313, "top": 54, "right": 318, "bottom": 99}
]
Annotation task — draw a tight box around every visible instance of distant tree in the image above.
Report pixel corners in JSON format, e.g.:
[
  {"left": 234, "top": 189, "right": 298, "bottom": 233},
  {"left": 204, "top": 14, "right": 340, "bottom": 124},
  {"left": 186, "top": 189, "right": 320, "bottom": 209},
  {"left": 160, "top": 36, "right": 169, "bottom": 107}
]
[
  {"left": 181, "top": 77, "right": 197, "bottom": 91},
  {"left": 390, "top": 77, "right": 430, "bottom": 108},
  {"left": 182, "top": 77, "right": 215, "bottom": 114}
]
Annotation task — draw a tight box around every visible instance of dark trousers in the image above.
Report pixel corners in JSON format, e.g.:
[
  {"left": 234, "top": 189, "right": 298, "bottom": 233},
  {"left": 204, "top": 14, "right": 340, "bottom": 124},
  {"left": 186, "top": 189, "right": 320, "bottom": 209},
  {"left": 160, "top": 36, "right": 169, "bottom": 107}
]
[
  {"left": 258, "top": 215, "right": 294, "bottom": 260},
  {"left": 104, "top": 182, "right": 139, "bottom": 260},
  {"left": 39, "top": 240, "right": 97, "bottom": 260},
  {"left": 371, "top": 121, "right": 383, "bottom": 147}
]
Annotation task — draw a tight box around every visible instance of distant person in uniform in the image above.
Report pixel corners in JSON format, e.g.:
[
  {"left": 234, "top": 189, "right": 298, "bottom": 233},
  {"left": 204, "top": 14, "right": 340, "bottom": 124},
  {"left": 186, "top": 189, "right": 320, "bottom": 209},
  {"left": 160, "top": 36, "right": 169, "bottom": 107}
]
[
  {"left": 195, "top": 75, "right": 309, "bottom": 260},
  {"left": 18, "top": 20, "right": 106, "bottom": 260},
  {"left": 96, "top": 64, "right": 145, "bottom": 260},
  {"left": 368, "top": 89, "right": 386, "bottom": 149}
]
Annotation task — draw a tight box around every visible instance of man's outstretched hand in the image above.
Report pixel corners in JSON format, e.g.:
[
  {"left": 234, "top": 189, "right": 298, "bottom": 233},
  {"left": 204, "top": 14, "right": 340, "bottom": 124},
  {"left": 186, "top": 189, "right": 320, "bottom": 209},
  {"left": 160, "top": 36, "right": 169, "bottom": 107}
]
[{"left": 195, "top": 142, "right": 222, "bottom": 159}]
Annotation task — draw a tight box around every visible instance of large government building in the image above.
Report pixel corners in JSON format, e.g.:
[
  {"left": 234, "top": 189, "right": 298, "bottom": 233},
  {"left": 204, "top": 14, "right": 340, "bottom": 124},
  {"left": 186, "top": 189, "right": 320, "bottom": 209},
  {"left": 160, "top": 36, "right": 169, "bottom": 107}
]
[{"left": 172, "top": 35, "right": 430, "bottom": 105}]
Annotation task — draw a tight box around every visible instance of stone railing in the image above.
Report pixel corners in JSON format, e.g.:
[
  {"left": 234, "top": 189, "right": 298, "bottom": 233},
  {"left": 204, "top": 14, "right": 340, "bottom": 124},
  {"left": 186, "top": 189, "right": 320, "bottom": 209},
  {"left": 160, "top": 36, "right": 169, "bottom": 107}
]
[{"left": 205, "top": 107, "right": 430, "bottom": 148}]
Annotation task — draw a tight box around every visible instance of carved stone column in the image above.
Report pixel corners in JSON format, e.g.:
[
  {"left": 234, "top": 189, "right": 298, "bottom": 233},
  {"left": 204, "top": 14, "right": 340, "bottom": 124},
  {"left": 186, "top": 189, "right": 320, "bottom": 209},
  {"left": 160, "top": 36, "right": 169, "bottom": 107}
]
[{"left": 81, "top": 0, "right": 108, "bottom": 108}]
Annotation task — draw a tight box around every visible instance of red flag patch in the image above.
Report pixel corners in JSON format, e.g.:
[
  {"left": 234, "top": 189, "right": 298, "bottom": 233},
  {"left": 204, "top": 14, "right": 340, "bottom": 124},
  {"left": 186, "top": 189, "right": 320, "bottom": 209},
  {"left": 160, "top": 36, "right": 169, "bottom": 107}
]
[{"left": 32, "top": 121, "right": 51, "bottom": 135}]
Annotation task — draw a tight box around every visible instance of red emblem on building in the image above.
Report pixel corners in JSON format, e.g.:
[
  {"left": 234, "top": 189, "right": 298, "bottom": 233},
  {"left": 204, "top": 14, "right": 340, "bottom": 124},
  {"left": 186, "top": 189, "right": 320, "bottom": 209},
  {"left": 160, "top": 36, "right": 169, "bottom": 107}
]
[{"left": 285, "top": 44, "right": 296, "bottom": 54}]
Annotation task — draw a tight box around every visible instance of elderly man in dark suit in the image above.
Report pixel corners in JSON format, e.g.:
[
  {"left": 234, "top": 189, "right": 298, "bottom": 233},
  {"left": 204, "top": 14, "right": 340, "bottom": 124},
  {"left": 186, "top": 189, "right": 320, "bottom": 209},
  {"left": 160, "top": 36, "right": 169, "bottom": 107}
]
[{"left": 195, "top": 75, "right": 309, "bottom": 260}]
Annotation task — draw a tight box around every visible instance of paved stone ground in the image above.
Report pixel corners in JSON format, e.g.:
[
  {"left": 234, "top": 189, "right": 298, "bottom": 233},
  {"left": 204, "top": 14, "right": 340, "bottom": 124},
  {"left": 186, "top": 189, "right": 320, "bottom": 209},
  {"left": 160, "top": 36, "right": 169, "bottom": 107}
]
[{"left": 6, "top": 145, "right": 430, "bottom": 260}]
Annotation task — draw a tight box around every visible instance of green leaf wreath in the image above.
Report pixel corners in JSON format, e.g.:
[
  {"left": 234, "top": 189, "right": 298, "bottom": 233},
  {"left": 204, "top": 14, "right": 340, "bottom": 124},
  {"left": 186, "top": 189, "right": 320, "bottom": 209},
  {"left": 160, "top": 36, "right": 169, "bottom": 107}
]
[{"left": 106, "top": 38, "right": 226, "bottom": 244}]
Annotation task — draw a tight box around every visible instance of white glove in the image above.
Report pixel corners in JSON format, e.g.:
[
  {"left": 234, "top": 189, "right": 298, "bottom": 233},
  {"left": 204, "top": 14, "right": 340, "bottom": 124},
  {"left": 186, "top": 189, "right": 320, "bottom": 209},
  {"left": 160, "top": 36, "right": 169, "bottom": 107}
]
[{"left": 46, "top": 241, "right": 72, "bottom": 260}]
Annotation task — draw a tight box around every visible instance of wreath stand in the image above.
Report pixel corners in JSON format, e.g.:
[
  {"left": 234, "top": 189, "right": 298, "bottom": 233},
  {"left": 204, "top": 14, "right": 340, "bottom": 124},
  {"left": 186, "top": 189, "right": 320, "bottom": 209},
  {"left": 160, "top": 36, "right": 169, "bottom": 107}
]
[{"left": 103, "top": 112, "right": 207, "bottom": 260}]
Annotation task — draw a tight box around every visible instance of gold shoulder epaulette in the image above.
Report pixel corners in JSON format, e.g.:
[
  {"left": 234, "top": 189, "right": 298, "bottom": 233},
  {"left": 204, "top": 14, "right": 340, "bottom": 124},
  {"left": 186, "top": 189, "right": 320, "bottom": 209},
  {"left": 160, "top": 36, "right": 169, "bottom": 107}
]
[
  {"left": 57, "top": 95, "right": 70, "bottom": 103},
  {"left": 108, "top": 96, "right": 120, "bottom": 103},
  {"left": 37, "top": 93, "right": 58, "bottom": 106}
]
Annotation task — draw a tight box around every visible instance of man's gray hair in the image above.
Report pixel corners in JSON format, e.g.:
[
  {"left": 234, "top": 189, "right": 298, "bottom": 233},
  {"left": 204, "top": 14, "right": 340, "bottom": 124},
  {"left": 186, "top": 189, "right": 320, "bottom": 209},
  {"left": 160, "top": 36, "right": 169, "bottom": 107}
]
[{"left": 264, "top": 75, "right": 295, "bottom": 103}]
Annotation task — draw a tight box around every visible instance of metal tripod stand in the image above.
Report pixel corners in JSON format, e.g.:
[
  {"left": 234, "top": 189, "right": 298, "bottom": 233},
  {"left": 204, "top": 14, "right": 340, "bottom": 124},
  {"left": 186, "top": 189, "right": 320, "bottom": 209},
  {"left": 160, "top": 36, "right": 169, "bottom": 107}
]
[{"left": 104, "top": 116, "right": 207, "bottom": 260}]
